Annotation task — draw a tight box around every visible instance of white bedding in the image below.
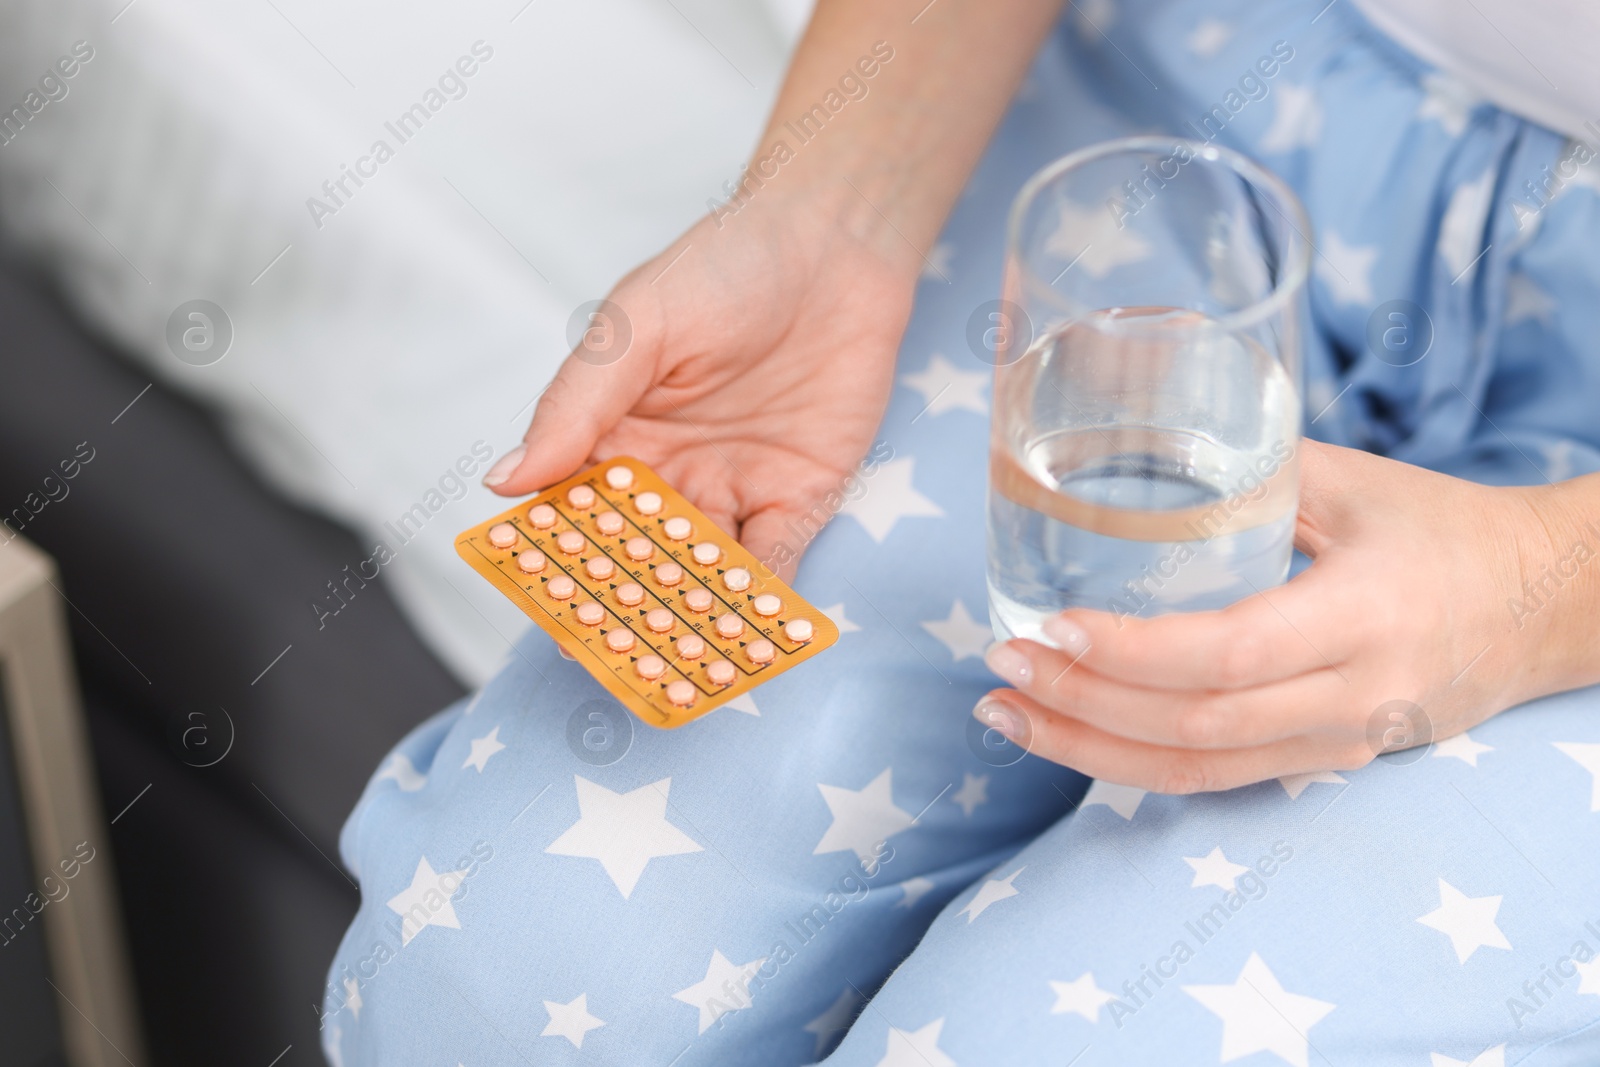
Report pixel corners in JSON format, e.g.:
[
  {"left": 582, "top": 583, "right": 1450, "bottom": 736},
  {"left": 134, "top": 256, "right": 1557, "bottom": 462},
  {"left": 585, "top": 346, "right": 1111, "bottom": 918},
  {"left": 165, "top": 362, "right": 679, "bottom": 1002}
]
[{"left": 0, "top": 0, "right": 806, "bottom": 683}]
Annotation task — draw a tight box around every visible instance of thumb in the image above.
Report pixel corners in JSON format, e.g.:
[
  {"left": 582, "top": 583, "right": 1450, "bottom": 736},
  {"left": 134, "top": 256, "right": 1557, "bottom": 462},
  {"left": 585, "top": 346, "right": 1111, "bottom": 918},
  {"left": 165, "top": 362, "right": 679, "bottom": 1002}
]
[
  {"left": 484, "top": 308, "right": 655, "bottom": 496},
  {"left": 1293, "top": 437, "right": 1359, "bottom": 557},
  {"left": 739, "top": 504, "right": 819, "bottom": 584}
]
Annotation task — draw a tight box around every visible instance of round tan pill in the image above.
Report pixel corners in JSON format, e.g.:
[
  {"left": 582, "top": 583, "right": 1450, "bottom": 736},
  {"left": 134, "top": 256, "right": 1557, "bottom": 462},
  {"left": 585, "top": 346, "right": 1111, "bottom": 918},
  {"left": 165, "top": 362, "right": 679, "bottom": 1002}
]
[
  {"left": 635, "top": 491, "right": 663, "bottom": 516},
  {"left": 605, "top": 465, "right": 634, "bottom": 490},
  {"left": 575, "top": 602, "right": 605, "bottom": 626},
  {"left": 585, "top": 556, "right": 616, "bottom": 581},
  {"left": 556, "top": 530, "right": 586, "bottom": 555},
  {"left": 685, "top": 589, "right": 713, "bottom": 614},
  {"left": 527, "top": 504, "right": 558, "bottom": 529},
  {"left": 557, "top": 645, "right": 577, "bottom": 661},
  {"left": 691, "top": 542, "right": 720, "bottom": 566},
  {"left": 654, "top": 562, "right": 683, "bottom": 587},
  {"left": 746, "top": 639, "right": 776, "bottom": 665},
  {"left": 723, "top": 567, "right": 752, "bottom": 592},
  {"left": 605, "top": 629, "right": 636, "bottom": 654},
  {"left": 706, "top": 660, "right": 736, "bottom": 687},
  {"left": 715, "top": 614, "right": 745, "bottom": 640},
  {"left": 487, "top": 522, "right": 518, "bottom": 549},
  {"left": 784, "top": 618, "right": 814, "bottom": 643},
  {"left": 666, "top": 679, "right": 696, "bottom": 707},
  {"left": 675, "top": 634, "right": 706, "bottom": 660},
  {"left": 645, "top": 608, "right": 674, "bottom": 633},
  {"left": 516, "top": 550, "right": 547, "bottom": 575},
  {"left": 752, "top": 594, "right": 783, "bottom": 618},
  {"left": 663, "top": 516, "right": 692, "bottom": 541},
  {"left": 615, "top": 582, "right": 645, "bottom": 608},
  {"left": 595, "top": 510, "right": 625, "bottom": 536},
  {"left": 568, "top": 485, "right": 596, "bottom": 510},
  {"left": 624, "top": 537, "right": 654, "bottom": 562},
  {"left": 635, "top": 654, "right": 666, "bottom": 680},
  {"left": 547, "top": 575, "right": 576, "bottom": 600}
]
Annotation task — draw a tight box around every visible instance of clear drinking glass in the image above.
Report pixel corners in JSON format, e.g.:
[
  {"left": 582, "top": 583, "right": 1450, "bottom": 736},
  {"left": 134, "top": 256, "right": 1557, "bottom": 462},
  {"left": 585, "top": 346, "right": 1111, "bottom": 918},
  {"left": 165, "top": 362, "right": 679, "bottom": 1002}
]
[{"left": 986, "top": 137, "right": 1312, "bottom": 644}]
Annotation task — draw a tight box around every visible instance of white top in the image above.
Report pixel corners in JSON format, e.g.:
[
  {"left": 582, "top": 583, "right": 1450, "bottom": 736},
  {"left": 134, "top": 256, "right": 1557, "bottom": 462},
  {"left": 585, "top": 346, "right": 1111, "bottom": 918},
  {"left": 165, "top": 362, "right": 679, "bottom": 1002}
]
[{"left": 1353, "top": 0, "right": 1600, "bottom": 140}]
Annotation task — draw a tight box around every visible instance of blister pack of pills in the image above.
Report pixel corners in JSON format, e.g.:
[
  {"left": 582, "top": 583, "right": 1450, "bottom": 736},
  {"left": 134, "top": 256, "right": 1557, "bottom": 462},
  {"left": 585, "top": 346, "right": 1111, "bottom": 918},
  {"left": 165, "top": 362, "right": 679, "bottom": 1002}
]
[{"left": 456, "top": 457, "right": 839, "bottom": 727}]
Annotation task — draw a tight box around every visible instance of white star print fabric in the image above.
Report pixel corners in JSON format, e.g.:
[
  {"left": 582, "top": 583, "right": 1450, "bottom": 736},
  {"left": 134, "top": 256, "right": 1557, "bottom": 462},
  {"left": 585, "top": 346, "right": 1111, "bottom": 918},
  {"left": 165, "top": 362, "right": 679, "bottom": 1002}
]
[{"left": 321, "top": 1, "right": 1600, "bottom": 1064}]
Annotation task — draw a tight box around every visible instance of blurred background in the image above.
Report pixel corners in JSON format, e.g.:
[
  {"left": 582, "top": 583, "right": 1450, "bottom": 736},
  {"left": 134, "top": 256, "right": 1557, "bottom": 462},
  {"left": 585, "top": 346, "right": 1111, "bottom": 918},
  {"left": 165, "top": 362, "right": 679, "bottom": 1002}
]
[{"left": 0, "top": 1, "right": 810, "bottom": 1062}]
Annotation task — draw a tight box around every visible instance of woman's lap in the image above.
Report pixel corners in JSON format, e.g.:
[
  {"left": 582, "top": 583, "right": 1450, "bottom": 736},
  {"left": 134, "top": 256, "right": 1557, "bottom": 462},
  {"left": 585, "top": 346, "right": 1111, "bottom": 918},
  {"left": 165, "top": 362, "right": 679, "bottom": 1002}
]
[
  {"left": 322, "top": 2, "right": 1600, "bottom": 1063},
  {"left": 820, "top": 683, "right": 1600, "bottom": 1066}
]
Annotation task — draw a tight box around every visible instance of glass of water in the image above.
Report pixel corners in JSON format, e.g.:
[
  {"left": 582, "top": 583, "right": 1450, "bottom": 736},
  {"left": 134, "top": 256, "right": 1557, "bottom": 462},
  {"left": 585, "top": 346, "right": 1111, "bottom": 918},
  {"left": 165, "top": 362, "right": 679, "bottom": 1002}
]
[{"left": 986, "top": 137, "right": 1312, "bottom": 645}]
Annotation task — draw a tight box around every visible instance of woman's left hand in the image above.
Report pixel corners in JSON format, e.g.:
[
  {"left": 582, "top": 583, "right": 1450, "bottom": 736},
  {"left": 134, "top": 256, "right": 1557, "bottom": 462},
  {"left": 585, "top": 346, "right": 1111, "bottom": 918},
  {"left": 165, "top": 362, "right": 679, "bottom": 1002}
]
[{"left": 973, "top": 438, "right": 1567, "bottom": 793}]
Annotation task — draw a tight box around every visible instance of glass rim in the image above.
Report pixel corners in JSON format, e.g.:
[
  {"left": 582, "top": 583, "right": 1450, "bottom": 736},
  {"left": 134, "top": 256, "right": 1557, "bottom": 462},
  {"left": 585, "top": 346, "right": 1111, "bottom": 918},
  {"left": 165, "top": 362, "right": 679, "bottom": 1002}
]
[{"left": 1006, "top": 135, "right": 1314, "bottom": 336}]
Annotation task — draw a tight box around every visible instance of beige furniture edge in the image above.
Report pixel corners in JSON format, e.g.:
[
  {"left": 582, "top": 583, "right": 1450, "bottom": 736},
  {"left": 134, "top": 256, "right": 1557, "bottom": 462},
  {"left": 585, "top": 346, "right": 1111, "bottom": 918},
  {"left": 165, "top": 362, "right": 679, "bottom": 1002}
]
[{"left": 0, "top": 536, "right": 145, "bottom": 1067}]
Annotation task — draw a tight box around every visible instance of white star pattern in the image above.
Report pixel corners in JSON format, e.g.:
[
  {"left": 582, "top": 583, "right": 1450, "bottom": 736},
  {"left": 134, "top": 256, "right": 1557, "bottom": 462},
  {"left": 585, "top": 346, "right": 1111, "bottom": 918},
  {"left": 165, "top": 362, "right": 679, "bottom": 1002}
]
[
  {"left": 1439, "top": 169, "right": 1496, "bottom": 281},
  {"left": 1186, "top": 18, "right": 1232, "bottom": 57},
  {"left": 386, "top": 857, "right": 470, "bottom": 947},
  {"left": 1542, "top": 441, "right": 1576, "bottom": 482},
  {"left": 1048, "top": 972, "right": 1116, "bottom": 1022},
  {"left": 673, "top": 950, "right": 766, "bottom": 1034},
  {"left": 1505, "top": 272, "right": 1557, "bottom": 325},
  {"left": 1183, "top": 953, "right": 1335, "bottom": 1067},
  {"left": 1315, "top": 232, "right": 1379, "bottom": 308},
  {"left": 1432, "top": 732, "right": 1494, "bottom": 767},
  {"left": 1576, "top": 956, "right": 1600, "bottom": 996},
  {"left": 1074, "top": 0, "right": 1116, "bottom": 40},
  {"left": 921, "top": 242, "right": 955, "bottom": 282},
  {"left": 951, "top": 773, "right": 990, "bottom": 817},
  {"left": 1081, "top": 780, "right": 1146, "bottom": 820},
  {"left": 1259, "top": 83, "right": 1323, "bottom": 154},
  {"left": 376, "top": 752, "right": 427, "bottom": 792},
  {"left": 821, "top": 602, "right": 862, "bottom": 634},
  {"left": 541, "top": 993, "right": 604, "bottom": 1048},
  {"left": 1417, "top": 72, "right": 1481, "bottom": 137},
  {"left": 900, "top": 353, "right": 989, "bottom": 418},
  {"left": 922, "top": 600, "right": 994, "bottom": 662},
  {"left": 343, "top": 976, "right": 362, "bottom": 1020},
  {"left": 893, "top": 876, "right": 936, "bottom": 910},
  {"left": 875, "top": 1019, "right": 957, "bottom": 1067},
  {"left": 1043, "top": 197, "right": 1153, "bottom": 279},
  {"left": 322, "top": 1024, "right": 343, "bottom": 1067},
  {"left": 839, "top": 457, "right": 944, "bottom": 543},
  {"left": 1185, "top": 846, "right": 1251, "bottom": 892},
  {"left": 960, "top": 867, "right": 1023, "bottom": 922},
  {"left": 723, "top": 693, "right": 761, "bottom": 716},
  {"left": 804, "top": 987, "right": 861, "bottom": 1057},
  {"left": 1417, "top": 879, "right": 1511, "bottom": 963},
  {"left": 815, "top": 768, "right": 916, "bottom": 864},
  {"left": 1432, "top": 1045, "right": 1506, "bottom": 1067},
  {"left": 1278, "top": 770, "right": 1347, "bottom": 799},
  {"left": 1554, "top": 743, "right": 1600, "bottom": 811},
  {"left": 545, "top": 776, "right": 703, "bottom": 899},
  {"left": 462, "top": 725, "right": 506, "bottom": 772}
]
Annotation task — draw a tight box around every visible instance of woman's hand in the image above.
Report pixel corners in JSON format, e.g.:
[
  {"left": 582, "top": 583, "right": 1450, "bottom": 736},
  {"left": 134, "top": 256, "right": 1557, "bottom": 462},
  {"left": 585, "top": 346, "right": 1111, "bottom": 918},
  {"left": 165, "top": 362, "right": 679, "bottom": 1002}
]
[
  {"left": 482, "top": 0, "right": 1066, "bottom": 579},
  {"left": 483, "top": 200, "right": 914, "bottom": 580},
  {"left": 974, "top": 439, "right": 1586, "bottom": 793}
]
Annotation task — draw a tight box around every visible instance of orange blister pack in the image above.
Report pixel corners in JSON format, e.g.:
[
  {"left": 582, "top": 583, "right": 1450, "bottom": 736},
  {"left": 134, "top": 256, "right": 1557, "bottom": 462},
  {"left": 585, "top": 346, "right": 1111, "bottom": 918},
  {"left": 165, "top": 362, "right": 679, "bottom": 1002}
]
[{"left": 455, "top": 457, "right": 839, "bottom": 728}]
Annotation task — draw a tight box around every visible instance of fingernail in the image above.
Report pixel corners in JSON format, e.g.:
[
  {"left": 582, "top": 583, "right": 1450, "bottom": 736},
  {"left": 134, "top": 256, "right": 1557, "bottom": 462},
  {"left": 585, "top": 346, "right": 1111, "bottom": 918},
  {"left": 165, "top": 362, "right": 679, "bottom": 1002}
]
[
  {"left": 1043, "top": 615, "right": 1090, "bottom": 654},
  {"left": 973, "top": 697, "right": 1024, "bottom": 741},
  {"left": 984, "top": 642, "right": 1032, "bottom": 686},
  {"left": 481, "top": 445, "right": 526, "bottom": 488}
]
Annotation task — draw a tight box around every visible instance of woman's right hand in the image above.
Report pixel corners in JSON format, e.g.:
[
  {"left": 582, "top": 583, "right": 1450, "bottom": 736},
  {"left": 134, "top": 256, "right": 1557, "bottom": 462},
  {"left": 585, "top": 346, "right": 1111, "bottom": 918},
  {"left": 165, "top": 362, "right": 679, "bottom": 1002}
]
[{"left": 482, "top": 194, "right": 917, "bottom": 580}]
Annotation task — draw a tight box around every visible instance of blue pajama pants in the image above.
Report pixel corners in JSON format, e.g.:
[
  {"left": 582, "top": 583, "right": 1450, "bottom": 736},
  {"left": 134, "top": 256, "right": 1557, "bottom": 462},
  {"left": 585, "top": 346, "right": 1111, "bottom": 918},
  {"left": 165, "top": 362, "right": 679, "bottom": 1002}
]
[{"left": 321, "top": 1, "right": 1600, "bottom": 1063}]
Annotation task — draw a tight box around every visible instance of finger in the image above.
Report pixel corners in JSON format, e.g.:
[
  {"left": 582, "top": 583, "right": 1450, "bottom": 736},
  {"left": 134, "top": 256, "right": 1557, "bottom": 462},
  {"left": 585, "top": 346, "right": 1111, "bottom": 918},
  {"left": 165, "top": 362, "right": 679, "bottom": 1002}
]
[
  {"left": 982, "top": 639, "right": 1351, "bottom": 749},
  {"left": 484, "top": 322, "right": 658, "bottom": 496},
  {"left": 972, "top": 689, "right": 1366, "bottom": 794},
  {"left": 738, "top": 505, "right": 816, "bottom": 583},
  {"left": 1042, "top": 565, "right": 1351, "bottom": 692}
]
